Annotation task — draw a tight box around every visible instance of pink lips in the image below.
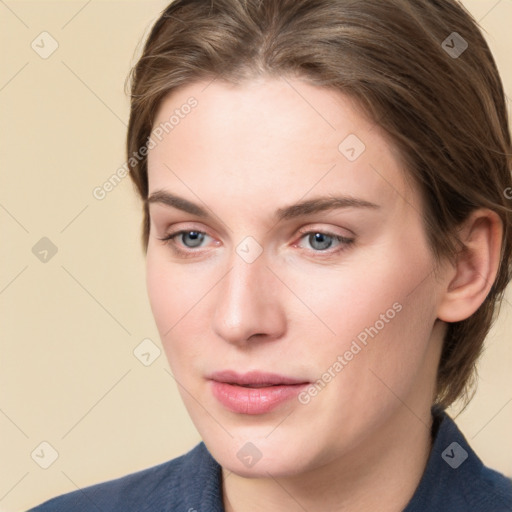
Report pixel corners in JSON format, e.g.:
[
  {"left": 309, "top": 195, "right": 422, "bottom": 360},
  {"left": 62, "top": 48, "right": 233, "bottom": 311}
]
[{"left": 209, "top": 370, "right": 309, "bottom": 415}]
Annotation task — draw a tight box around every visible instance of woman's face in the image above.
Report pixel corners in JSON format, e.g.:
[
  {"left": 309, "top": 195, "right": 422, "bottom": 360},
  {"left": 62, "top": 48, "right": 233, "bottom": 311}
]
[{"left": 146, "top": 77, "right": 446, "bottom": 477}]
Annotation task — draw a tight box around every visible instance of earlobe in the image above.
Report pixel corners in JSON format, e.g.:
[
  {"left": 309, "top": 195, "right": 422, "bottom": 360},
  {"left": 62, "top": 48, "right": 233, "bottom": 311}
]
[{"left": 437, "top": 209, "right": 503, "bottom": 323}]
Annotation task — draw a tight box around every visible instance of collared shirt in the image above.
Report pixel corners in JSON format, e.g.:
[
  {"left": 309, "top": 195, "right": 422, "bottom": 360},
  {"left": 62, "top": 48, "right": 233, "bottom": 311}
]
[{"left": 29, "top": 409, "right": 512, "bottom": 511}]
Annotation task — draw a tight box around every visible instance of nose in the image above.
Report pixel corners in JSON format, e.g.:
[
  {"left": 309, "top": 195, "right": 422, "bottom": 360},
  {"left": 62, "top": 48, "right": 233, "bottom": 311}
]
[{"left": 212, "top": 251, "right": 287, "bottom": 346}]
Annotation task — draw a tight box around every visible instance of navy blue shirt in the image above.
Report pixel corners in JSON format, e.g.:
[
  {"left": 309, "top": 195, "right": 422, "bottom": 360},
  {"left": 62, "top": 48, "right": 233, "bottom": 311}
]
[{"left": 29, "top": 409, "right": 512, "bottom": 511}]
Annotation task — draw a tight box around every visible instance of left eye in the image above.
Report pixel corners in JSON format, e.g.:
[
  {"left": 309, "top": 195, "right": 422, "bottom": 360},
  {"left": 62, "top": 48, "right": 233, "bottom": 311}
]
[{"left": 297, "top": 231, "right": 353, "bottom": 252}]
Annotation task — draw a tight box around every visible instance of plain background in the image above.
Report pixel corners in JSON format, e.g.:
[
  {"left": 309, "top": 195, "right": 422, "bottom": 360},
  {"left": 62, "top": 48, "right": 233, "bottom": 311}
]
[{"left": 0, "top": 1, "right": 511, "bottom": 510}]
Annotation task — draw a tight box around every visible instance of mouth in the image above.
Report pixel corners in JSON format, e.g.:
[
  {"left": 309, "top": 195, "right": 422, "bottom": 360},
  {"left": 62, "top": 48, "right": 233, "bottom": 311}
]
[
  {"left": 209, "top": 370, "right": 309, "bottom": 386},
  {"left": 232, "top": 383, "right": 283, "bottom": 388},
  {"left": 208, "top": 370, "right": 310, "bottom": 415}
]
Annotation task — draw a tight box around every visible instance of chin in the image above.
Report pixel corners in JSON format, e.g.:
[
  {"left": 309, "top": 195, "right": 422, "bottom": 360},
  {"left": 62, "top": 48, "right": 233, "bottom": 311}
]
[{"left": 201, "top": 428, "right": 324, "bottom": 479}]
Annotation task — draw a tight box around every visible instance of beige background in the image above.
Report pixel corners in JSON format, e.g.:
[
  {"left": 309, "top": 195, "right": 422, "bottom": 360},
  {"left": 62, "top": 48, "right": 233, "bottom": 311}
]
[{"left": 0, "top": 1, "right": 511, "bottom": 510}]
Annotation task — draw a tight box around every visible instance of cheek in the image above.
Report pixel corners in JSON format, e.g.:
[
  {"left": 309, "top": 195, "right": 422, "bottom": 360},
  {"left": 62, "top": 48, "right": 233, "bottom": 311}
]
[
  {"left": 282, "top": 256, "right": 407, "bottom": 349},
  {"left": 145, "top": 248, "right": 221, "bottom": 374},
  {"left": 289, "top": 261, "right": 439, "bottom": 448},
  {"left": 290, "top": 242, "right": 438, "bottom": 381},
  {"left": 331, "top": 290, "right": 438, "bottom": 447},
  {"left": 146, "top": 251, "right": 197, "bottom": 352},
  {"left": 146, "top": 245, "right": 211, "bottom": 326},
  {"left": 146, "top": 251, "right": 177, "bottom": 334}
]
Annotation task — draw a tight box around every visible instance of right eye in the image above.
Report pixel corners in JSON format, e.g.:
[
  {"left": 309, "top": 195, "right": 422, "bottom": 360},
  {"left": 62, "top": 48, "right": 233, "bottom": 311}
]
[{"left": 158, "top": 229, "right": 217, "bottom": 258}]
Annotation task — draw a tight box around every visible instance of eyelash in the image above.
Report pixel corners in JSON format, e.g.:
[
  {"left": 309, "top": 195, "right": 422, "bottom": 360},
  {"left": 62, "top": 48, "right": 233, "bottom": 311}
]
[{"left": 158, "top": 227, "right": 355, "bottom": 259}]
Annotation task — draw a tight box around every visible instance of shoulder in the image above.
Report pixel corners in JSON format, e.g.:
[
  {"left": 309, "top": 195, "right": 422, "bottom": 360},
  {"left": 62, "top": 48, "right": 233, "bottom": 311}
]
[
  {"left": 28, "top": 442, "right": 223, "bottom": 512},
  {"left": 405, "top": 408, "right": 512, "bottom": 512},
  {"left": 474, "top": 465, "right": 512, "bottom": 510}
]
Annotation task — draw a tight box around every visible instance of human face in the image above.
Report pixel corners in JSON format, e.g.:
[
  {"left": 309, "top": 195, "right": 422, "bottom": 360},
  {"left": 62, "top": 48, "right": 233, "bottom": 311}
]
[{"left": 146, "top": 77, "right": 445, "bottom": 477}]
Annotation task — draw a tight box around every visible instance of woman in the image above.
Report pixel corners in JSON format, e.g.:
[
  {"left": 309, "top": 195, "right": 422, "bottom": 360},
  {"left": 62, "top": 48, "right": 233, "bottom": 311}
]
[{"left": 31, "top": 0, "right": 512, "bottom": 510}]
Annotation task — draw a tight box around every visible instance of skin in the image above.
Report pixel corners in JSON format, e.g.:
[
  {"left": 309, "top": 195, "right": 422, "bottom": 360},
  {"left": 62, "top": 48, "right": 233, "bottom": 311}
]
[{"left": 145, "top": 77, "right": 502, "bottom": 511}]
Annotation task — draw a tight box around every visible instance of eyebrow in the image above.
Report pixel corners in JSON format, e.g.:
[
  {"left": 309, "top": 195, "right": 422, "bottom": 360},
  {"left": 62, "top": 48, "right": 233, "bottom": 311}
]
[{"left": 147, "top": 190, "right": 380, "bottom": 222}]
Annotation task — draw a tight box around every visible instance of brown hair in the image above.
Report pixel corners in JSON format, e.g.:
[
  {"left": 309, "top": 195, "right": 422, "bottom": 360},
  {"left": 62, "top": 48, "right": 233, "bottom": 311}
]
[{"left": 126, "top": 0, "right": 512, "bottom": 408}]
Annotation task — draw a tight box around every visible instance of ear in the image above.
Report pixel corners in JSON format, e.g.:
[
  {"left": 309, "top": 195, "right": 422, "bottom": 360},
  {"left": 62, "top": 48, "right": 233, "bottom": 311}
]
[{"left": 437, "top": 208, "right": 503, "bottom": 323}]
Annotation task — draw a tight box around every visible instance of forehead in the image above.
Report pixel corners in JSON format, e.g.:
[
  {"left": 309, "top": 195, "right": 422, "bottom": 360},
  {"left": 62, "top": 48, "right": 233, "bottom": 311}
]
[{"left": 147, "top": 77, "right": 418, "bottom": 216}]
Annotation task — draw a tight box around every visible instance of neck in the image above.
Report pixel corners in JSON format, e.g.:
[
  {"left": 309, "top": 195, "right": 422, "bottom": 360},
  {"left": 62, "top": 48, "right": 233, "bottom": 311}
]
[{"left": 222, "top": 405, "right": 434, "bottom": 512}]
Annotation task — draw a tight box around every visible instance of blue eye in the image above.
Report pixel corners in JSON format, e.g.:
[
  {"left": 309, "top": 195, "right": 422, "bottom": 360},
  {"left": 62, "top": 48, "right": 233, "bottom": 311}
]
[
  {"left": 297, "top": 231, "right": 354, "bottom": 253},
  {"left": 178, "top": 231, "right": 206, "bottom": 248},
  {"left": 158, "top": 229, "right": 211, "bottom": 256},
  {"left": 307, "top": 232, "right": 334, "bottom": 251}
]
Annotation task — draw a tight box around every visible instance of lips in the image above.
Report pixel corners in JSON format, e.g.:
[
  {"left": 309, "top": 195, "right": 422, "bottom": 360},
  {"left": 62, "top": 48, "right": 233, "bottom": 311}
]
[
  {"left": 210, "top": 370, "right": 307, "bottom": 386},
  {"left": 208, "top": 370, "right": 310, "bottom": 414}
]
